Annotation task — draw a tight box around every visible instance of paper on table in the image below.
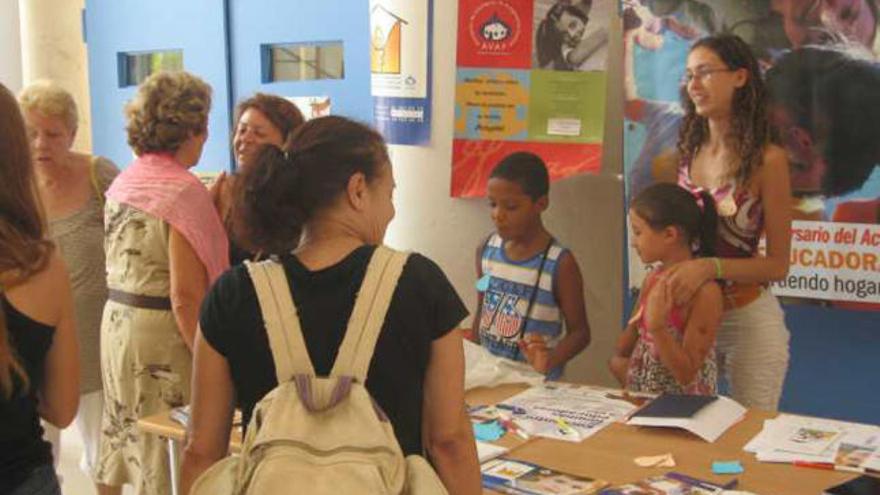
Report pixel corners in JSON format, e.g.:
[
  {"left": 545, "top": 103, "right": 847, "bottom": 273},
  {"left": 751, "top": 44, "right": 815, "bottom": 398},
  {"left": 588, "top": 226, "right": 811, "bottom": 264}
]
[
  {"left": 744, "top": 414, "right": 880, "bottom": 468},
  {"left": 862, "top": 451, "right": 880, "bottom": 472},
  {"left": 626, "top": 395, "right": 746, "bottom": 442},
  {"left": 498, "top": 383, "right": 638, "bottom": 442},
  {"left": 476, "top": 441, "right": 509, "bottom": 463}
]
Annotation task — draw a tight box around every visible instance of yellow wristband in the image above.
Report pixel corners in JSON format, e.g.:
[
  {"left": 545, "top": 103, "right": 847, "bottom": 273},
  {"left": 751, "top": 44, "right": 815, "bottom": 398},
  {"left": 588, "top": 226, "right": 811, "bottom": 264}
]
[{"left": 712, "top": 257, "right": 723, "bottom": 279}]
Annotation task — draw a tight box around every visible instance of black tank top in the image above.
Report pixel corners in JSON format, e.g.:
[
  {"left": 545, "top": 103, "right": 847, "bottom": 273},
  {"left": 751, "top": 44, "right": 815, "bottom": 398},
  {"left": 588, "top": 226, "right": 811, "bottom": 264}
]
[{"left": 0, "top": 295, "right": 55, "bottom": 492}]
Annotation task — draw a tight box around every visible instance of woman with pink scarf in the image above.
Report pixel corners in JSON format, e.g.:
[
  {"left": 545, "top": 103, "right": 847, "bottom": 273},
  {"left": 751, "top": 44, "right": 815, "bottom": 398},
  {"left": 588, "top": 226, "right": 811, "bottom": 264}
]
[{"left": 94, "top": 71, "right": 228, "bottom": 495}]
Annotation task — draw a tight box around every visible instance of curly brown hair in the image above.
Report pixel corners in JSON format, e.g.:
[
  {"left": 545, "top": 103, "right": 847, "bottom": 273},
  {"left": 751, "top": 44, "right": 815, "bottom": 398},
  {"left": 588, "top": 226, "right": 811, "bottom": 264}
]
[
  {"left": 677, "top": 35, "right": 773, "bottom": 186},
  {"left": 233, "top": 93, "right": 305, "bottom": 149},
  {"left": 125, "top": 71, "right": 212, "bottom": 155}
]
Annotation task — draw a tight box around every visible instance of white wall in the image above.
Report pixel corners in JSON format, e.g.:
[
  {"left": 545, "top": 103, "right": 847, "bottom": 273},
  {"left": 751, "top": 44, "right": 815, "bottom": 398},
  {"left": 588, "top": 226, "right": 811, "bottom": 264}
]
[
  {"left": 385, "top": 2, "right": 624, "bottom": 386},
  {"left": 18, "top": 0, "right": 92, "bottom": 152},
  {"left": 0, "top": 1, "right": 23, "bottom": 92}
]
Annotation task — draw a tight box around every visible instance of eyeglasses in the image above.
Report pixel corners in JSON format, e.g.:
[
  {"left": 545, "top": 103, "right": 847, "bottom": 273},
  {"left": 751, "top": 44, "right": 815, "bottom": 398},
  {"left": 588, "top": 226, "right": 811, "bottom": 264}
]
[{"left": 681, "top": 67, "right": 735, "bottom": 85}]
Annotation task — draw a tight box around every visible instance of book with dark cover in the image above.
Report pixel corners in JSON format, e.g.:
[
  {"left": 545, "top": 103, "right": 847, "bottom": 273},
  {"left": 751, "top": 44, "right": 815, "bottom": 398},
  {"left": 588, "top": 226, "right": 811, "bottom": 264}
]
[
  {"left": 631, "top": 394, "right": 718, "bottom": 419},
  {"left": 824, "top": 475, "right": 880, "bottom": 495}
]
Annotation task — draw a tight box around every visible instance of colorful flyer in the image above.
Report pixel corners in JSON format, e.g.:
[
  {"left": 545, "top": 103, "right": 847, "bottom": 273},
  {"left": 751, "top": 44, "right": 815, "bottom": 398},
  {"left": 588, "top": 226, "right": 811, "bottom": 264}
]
[
  {"left": 455, "top": 68, "right": 531, "bottom": 141},
  {"left": 371, "top": 0, "right": 433, "bottom": 145},
  {"left": 452, "top": 0, "right": 611, "bottom": 197}
]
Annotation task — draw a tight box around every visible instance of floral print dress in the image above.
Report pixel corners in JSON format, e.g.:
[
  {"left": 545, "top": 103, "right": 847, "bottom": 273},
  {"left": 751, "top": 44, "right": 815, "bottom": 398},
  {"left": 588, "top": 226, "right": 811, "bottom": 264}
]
[
  {"left": 95, "top": 200, "right": 191, "bottom": 495},
  {"left": 626, "top": 270, "right": 717, "bottom": 396}
]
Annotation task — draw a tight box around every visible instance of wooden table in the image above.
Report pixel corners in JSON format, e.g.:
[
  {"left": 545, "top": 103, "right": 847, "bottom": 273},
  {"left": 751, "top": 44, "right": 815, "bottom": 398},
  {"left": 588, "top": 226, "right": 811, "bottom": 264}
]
[
  {"left": 466, "top": 384, "right": 858, "bottom": 494},
  {"left": 138, "top": 412, "right": 241, "bottom": 495},
  {"left": 139, "top": 383, "right": 859, "bottom": 495}
]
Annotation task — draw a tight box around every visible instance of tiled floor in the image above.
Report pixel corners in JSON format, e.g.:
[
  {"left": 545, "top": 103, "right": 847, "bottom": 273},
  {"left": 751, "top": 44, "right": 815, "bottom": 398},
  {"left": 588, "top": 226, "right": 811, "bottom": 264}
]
[
  {"left": 56, "top": 426, "right": 97, "bottom": 495},
  {"left": 55, "top": 428, "right": 134, "bottom": 495}
]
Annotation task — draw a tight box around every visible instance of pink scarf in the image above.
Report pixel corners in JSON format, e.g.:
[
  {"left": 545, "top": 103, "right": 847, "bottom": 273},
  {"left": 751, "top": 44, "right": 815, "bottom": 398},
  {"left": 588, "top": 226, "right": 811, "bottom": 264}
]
[{"left": 106, "top": 153, "right": 229, "bottom": 283}]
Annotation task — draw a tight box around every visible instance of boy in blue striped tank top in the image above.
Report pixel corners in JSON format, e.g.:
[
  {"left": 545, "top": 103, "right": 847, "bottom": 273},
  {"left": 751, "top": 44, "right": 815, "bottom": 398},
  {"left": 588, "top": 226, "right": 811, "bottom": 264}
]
[{"left": 468, "top": 152, "right": 591, "bottom": 379}]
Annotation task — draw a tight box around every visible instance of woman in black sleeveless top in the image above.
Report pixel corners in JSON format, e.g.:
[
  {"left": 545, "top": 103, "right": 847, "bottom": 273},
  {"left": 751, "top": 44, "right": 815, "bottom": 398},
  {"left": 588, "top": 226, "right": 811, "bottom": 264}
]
[{"left": 0, "top": 83, "right": 79, "bottom": 495}]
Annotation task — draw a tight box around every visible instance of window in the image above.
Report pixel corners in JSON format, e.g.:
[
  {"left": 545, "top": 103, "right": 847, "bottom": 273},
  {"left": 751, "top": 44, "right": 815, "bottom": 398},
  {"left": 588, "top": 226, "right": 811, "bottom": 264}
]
[
  {"left": 261, "top": 41, "right": 344, "bottom": 83},
  {"left": 117, "top": 49, "right": 183, "bottom": 87}
]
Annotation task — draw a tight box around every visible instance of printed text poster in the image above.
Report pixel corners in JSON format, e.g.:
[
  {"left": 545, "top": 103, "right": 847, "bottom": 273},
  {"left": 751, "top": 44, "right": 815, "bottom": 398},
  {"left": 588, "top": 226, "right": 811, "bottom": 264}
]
[
  {"left": 452, "top": 0, "right": 612, "bottom": 197},
  {"left": 371, "top": 0, "right": 433, "bottom": 145}
]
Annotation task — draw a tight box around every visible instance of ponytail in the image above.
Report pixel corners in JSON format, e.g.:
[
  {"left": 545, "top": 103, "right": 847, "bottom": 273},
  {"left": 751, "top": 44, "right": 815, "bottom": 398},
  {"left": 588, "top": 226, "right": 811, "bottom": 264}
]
[
  {"left": 630, "top": 183, "right": 719, "bottom": 258},
  {"left": 695, "top": 190, "right": 718, "bottom": 258},
  {"left": 233, "top": 145, "right": 306, "bottom": 256},
  {"left": 231, "top": 116, "right": 389, "bottom": 256}
]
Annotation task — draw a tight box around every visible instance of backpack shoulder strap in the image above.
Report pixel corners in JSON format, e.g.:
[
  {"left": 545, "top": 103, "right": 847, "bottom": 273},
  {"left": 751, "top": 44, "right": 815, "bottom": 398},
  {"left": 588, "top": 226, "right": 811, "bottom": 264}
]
[
  {"left": 245, "top": 259, "right": 316, "bottom": 382},
  {"left": 330, "top": 245, "right": 409, "bottom": 382}
]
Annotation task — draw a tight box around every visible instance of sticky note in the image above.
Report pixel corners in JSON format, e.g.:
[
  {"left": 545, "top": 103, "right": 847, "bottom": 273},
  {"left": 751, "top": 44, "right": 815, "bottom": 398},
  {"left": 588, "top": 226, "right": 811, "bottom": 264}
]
[
  {"left": 473, "top": 420, "right": 505, "bottom": 442},
  {"left": 476, "top": 274, "right": 491, "bottom": 292},
  {"left": 712, "top": 460, "right": 744, "bottom": 475}
]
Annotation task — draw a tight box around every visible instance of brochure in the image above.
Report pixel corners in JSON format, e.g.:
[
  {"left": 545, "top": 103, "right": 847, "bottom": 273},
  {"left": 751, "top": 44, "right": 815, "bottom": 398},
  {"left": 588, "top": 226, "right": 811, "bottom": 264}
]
[
  {"left": 497, "top": 384, "right": 638, "bottom": 442},
  {"left": 599, "top": 472, "right": 735, "bottom": 494},
  {"left": 482, "top": 458, "right": 607, "bottom": 495}
]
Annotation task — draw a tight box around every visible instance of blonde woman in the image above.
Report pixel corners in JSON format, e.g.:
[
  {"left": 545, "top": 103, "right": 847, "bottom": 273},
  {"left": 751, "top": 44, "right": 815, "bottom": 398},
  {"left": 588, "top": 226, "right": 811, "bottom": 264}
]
[
  {"left": 19, "top": 80, "right": 118, "bottom": 494},
  {"left": 0, "top": 83, "right": 79, "bottom": 495},
  {"left": 95, "top": 72, "right": 228, "bottom": 495}
]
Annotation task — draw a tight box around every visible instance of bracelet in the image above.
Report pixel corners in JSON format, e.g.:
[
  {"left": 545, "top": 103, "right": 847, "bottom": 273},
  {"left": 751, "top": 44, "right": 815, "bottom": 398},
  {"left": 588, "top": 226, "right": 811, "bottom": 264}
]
[{"left": 712, "top": 257, "right": 723, "bottom": 279}]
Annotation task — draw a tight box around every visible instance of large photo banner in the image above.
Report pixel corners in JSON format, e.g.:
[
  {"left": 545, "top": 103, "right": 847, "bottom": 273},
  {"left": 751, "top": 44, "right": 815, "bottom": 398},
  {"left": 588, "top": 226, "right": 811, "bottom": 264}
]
[
  {"left": 371, "top": 0, "right": 433, "bottom": 145},
  {"left": 623, "top": 0, "right": 880, "bottom": 308},
  {"left": 451, "top": 0, "right": 613, "bottom": 198}
]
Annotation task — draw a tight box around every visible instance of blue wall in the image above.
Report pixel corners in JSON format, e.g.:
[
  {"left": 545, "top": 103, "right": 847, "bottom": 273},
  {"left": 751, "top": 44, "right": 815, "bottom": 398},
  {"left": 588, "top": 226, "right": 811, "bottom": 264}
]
[{"left": 781, "top": 306, "right": 880, "bottom": 424}]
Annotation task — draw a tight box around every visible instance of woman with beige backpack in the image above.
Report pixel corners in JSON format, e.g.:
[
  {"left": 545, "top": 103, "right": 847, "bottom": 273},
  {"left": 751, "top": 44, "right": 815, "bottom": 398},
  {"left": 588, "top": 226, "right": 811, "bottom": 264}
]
[{"left": 180, "top": 116, "right": 481, "bottom": 494}]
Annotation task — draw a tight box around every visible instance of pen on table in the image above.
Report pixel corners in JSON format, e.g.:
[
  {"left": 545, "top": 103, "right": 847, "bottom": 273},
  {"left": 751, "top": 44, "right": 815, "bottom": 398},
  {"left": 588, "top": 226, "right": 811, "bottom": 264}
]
[
  {"left": 496, "top": 413, "right": 530, "bottom": 440},
  {"left": 793, "top": 460, "right": 868, "bottom": 473},
  {"left": 793, "top": 461, "right": 834, "bottom": 470},
  {"left": 555, "top": 417, "right": 581, "bottom": 441}
]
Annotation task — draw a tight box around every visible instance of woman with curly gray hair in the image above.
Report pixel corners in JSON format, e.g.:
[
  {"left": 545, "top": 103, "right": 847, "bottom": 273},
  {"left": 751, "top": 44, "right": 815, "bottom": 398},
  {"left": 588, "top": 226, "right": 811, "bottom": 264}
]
[{"left": 94, "top": 71, "right": 228, "bottom": 495}]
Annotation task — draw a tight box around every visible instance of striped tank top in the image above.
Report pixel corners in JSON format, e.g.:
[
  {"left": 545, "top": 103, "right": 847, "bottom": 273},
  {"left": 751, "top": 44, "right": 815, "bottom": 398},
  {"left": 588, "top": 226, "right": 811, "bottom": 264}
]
[{"left": 477, "top": 233, "right": 567, "bottom": 378}]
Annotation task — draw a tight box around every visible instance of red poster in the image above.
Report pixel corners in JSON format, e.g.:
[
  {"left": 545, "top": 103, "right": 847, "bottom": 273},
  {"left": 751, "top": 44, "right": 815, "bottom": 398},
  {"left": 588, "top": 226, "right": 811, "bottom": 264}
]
[
  {"left": 456, "top": 0, "right": 534, "bottom": 69},
  {"left": 451, "top": 139, "right": 602, "bottom": 197}
]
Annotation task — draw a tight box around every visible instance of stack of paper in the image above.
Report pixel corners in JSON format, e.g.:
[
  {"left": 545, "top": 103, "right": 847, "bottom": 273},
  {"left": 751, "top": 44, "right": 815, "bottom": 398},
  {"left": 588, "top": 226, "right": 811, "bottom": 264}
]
[
  {"left": 496, "top": 384, "right": 640, "bottom": 442},
  {"left": 476, "top": 441, "right": 510, "bottom": 463},
  {"left": 744, "top": 414, "right": 880, "bottom": 472}
]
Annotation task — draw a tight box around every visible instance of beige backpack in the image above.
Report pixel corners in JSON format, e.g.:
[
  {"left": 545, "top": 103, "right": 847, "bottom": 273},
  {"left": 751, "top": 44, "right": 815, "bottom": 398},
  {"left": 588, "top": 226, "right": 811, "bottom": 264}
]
[{"left": 191, "top": 246, "right": 448, "bottom": 495}]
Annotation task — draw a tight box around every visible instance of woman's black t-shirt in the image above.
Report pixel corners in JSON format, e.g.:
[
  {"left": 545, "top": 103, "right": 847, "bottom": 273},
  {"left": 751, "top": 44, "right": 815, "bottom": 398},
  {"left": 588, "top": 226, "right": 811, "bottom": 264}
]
[{"left": 199, "top": 245, "right": 468, "bottom": 455}]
